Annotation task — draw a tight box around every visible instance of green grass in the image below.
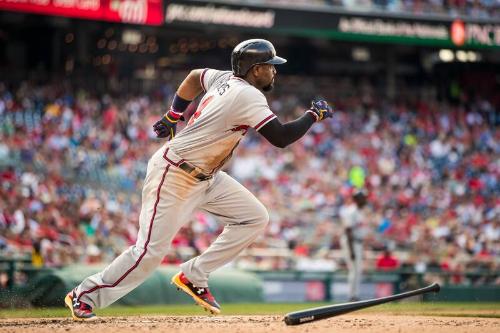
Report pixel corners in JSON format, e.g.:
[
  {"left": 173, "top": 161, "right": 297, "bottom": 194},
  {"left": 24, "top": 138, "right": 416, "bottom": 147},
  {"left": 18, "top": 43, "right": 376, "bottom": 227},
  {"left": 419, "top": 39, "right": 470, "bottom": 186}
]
[{"left": 1, "top": 302, "right": 499, "bottom": 319}]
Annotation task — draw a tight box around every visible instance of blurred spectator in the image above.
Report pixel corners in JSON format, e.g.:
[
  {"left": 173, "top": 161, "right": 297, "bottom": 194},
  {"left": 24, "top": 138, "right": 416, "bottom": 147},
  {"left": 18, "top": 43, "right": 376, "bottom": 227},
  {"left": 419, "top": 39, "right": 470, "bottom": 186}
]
[
  {"left": 376, "top": 249, "right": 400, "bottom": 270},
  {"left": 31, "top": 241, "right": 43, "bottom": 268}
]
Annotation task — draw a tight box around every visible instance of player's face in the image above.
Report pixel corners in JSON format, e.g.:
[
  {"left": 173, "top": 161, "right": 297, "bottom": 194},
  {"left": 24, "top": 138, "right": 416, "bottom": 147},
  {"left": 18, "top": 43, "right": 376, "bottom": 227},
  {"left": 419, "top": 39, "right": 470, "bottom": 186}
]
[{"left": 256, "top": 64, "right": 276, "bottom": 92}]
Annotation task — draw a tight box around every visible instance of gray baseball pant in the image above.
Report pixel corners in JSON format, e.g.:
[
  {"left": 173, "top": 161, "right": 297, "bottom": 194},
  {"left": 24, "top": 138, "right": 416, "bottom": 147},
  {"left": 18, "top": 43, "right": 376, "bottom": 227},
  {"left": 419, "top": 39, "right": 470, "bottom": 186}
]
[
  {"left": 341, "top": 236, "right": 363, "bottom": 299},
  {"left": 75, "top": 145, "right": 269, "bottom": 308}
]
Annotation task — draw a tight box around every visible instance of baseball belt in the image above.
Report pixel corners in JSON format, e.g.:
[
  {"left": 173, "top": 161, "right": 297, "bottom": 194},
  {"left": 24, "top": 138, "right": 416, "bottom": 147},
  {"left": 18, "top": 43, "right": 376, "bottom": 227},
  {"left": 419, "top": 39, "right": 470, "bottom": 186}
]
[
  {"left": 177, "top": 161, "right": 213, "bottom": 181},
  {"left": 163, "top": 147, "right": 212, "bottom": 181}
]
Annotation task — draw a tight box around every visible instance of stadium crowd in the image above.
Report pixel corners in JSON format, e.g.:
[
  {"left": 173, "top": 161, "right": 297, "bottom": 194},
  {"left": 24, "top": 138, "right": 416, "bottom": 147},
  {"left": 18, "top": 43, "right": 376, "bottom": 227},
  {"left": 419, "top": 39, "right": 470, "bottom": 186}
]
[
  {"left": 0, "top": 74, "right": 498, "bottom": 285},
  {"left": 218, "top": 0, "right": 500, "bottom": 19}
]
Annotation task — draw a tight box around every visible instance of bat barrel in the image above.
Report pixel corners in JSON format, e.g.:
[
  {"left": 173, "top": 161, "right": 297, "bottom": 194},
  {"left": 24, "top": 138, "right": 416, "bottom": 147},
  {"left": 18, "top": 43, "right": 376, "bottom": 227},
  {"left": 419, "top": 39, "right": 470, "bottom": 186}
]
[{"left": 284, "top": 283, "right": 440, "bottom": 325}]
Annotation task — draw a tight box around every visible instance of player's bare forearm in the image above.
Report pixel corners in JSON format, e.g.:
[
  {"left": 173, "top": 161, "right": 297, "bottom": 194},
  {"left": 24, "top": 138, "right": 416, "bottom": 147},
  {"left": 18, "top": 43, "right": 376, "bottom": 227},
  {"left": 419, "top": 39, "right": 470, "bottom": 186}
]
[
  {"left": 258, "top": 113, "right": 315, "bottom": 148},
  {"left": 176, "top": 69, "right": 205, "bottom": 100},
  {"left": 153, "top": 69, "right": 205, "bottom": 139}
]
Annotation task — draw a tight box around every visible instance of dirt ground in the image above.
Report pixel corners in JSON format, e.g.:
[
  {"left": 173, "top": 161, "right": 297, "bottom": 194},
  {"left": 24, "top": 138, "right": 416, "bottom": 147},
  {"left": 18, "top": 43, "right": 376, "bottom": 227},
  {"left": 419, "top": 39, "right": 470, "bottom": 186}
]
[{"left": 1, "top": 314, "right": 499, "bottom": 333}]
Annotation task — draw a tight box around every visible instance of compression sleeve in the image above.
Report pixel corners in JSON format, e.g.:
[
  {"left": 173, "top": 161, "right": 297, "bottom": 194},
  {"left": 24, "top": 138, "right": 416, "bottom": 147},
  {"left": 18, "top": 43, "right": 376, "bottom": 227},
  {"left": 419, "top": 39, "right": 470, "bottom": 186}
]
[{"left": 257, "top": 113, "right": 316, "bottom": 148}]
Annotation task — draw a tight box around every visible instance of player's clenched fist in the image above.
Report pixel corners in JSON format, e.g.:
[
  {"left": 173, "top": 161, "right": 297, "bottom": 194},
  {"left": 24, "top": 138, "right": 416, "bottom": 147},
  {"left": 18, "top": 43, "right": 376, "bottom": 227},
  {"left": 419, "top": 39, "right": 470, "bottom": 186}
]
[
  {"left": 306, "top": 100, "right": 334, "bottom": 122},
  {"left": 153, "top": 108, "right": 184, "bottom": 139}
]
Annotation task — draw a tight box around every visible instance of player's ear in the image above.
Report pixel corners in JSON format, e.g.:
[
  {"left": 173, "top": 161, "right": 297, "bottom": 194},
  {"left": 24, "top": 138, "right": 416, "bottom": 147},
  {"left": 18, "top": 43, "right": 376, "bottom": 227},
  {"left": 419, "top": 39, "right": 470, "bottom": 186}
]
[
  {"left": 253, "top": 64, "right": 266, "bottom": 76},
  {"left": 248, "top": 65, "right": 258, "bottom": 78}
]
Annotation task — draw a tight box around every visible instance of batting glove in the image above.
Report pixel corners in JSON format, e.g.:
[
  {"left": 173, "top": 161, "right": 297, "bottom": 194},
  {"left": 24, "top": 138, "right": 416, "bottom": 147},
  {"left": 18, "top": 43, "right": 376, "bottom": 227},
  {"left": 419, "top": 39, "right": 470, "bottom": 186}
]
[
  {"left": 153, "top": 109, "right": 184, "bottom": 139},
  {"left": 306, "top": 100, "right": 334, "bottom": 122}
]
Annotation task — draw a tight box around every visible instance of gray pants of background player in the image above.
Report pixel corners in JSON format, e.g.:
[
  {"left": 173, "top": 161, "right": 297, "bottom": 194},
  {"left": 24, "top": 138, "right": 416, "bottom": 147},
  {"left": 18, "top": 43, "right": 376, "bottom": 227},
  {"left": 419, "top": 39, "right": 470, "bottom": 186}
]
[
  {"left": 340, "top": 236, "right": 363, "bottom": 300},
  {"left": 75, "top": 145, "right": 269, "bottom": 309}
]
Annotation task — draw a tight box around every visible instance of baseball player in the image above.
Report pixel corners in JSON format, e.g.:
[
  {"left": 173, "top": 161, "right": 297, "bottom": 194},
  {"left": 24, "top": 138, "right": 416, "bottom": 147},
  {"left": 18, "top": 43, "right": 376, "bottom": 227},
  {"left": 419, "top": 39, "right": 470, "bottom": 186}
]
[
  {"left": 339, "top": 189, "right": 367, "bottom": 301},
  {"left": 65, "top": 39, "right": 333, "bottom": 320}
]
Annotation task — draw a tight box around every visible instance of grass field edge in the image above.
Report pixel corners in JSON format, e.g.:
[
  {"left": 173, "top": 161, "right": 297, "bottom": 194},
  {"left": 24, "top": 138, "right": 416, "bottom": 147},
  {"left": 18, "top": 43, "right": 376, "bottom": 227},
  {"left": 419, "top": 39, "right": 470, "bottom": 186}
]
[{"left": 1, "top": 302, "right": 499, "bottom": 319}]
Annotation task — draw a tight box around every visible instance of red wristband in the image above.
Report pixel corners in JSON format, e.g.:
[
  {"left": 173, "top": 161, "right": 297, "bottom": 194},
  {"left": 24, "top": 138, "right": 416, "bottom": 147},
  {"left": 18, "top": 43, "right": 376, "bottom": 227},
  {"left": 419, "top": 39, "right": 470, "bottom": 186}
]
[{"left": 167, "top": 108, "right": 183, "bottom": 120}]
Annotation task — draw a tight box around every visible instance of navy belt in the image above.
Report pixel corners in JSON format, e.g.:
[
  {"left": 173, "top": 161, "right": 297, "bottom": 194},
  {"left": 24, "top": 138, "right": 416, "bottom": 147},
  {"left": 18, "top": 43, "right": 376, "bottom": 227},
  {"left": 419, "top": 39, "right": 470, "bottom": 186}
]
[
  {"left": 163, "top": 148, "right": 212, "bottom": 181},
  {"left": 177, "top": 161, "right": 213, "bottom": 181}
]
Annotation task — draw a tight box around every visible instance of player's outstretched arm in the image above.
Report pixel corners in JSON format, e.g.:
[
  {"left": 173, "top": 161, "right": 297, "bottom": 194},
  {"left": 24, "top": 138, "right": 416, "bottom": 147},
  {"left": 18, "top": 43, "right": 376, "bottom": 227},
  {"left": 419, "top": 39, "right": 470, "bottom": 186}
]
[
  {"left": 258, "top": 100, "right": 333, "bottom": 148},
  {"left": 153, "top": 69, "right": 205, "bottom": 139}
]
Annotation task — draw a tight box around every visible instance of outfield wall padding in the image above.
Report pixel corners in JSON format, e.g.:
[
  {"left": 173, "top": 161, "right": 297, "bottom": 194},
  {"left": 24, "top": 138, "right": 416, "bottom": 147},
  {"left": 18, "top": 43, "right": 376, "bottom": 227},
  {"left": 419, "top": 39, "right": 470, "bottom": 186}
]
[
  {"left": 28, "top": 265, "right": 263, "bottom": 307},
  {"left": 424, "top": 285, "right": 500, "bottom": 302}
]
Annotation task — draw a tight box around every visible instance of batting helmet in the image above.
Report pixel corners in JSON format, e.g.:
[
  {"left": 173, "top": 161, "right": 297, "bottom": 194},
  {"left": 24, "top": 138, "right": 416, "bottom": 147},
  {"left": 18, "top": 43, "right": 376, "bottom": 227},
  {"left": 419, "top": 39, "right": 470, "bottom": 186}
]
[{"left": 231, "top": 39, "right": 287, "bottom": 77}]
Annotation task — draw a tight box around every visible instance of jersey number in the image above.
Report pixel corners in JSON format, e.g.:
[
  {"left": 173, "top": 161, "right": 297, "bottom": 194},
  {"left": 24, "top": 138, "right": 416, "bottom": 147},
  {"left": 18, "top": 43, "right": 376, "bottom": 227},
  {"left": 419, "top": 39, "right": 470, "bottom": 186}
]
[
  {"left": 218, "top": 82, "right": 230, "bottom": 95},
  {"left": 188, "top": 95, "right": 213, "bottom": 126}
]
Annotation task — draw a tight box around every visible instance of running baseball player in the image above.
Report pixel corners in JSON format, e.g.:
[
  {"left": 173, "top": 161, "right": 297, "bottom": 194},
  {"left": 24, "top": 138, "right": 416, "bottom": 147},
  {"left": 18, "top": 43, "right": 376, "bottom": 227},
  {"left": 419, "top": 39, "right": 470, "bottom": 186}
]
[
  {"left": 339, "top": 189, "right": 367, "bottom": 301},
  {"left": 65, "top": 39, "right": 333, "bottom": 320}
]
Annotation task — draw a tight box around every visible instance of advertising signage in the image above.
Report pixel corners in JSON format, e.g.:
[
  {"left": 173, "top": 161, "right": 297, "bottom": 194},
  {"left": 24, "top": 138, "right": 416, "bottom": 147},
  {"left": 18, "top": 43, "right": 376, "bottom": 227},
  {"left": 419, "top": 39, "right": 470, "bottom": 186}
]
[
  {"left": 164, "top": 0, "right": 500, "bottom": 49},
  {"left": 165, "top": 1, "right": 275, "bottom": 29},
  {"left": 0, "top": 0, "right": 164, "bottom": 25}
]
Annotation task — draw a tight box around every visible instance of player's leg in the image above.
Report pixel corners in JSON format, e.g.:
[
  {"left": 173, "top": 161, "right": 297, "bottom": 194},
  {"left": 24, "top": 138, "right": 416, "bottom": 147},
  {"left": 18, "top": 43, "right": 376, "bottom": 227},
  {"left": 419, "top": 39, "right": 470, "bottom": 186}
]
[
  {"left": 179, "top": 171, "right": 268, "bottom": 287},
  {"left": 69, "top": 148, "right": 206, "bottom": 315},
  {"left": 352, "top": 241, "right": 363, "bottom": 300},
  {"left": 173, "top": 171, "right": 268, "bottom": 313},
  {"left": 341, "top": 236, "right": 356, "bottom": 300}
]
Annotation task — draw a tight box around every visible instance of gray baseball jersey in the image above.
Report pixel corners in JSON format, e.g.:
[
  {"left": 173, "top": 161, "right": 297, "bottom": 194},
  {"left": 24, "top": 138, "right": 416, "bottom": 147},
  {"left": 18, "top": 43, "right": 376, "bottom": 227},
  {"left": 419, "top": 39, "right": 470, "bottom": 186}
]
[
  {"left": 170, "top": 69, "right": 277, "bottom": 174},
  {"left": 339, "top": 203, "right": 363, "bottom": 241}
]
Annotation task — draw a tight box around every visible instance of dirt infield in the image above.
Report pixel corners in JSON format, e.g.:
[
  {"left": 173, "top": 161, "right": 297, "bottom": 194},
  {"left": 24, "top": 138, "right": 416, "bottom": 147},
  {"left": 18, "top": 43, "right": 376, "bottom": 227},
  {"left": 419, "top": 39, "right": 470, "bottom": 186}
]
[{"left": 1, "top": 314, "right": 499, "bottom": 333}]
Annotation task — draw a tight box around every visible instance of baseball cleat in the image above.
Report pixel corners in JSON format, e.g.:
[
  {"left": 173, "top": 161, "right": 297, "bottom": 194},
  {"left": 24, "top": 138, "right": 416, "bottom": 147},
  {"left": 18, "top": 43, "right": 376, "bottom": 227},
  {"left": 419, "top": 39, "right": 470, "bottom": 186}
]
[
  {"left": 64, "top": 290, "right": 97, "bottom": 321},
  {"left": 171, "top": 271, "right": 221, "bottom": 314}
]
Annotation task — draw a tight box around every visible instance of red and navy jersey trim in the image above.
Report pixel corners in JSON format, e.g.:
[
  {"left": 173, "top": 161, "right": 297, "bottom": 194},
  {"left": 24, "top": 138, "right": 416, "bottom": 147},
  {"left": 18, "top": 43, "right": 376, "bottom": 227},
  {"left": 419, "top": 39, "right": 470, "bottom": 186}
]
[
  {"left": 254, "top": 114, "right": 277, "bottom": 131},
  {"left": 163, "top": 148, "right": 185, "bottom": 166},
  {"left": 200, "top": 68, "right": 209, "bottom": 92}
]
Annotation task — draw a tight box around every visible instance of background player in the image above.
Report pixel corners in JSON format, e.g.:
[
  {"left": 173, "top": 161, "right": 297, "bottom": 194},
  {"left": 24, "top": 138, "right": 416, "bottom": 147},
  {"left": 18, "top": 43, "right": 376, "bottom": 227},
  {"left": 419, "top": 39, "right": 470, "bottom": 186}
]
[
  {"left": 339, "top": 189, "right": 368, "bottom": 301},
  {"left": 64, "top": 39, "right": 334, "bottom": 320}
]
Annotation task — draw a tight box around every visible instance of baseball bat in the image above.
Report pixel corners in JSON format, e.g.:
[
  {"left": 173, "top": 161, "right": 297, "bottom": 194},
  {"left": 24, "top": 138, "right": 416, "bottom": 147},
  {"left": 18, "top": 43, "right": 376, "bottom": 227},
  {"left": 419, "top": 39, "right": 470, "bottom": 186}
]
[{"left": 284, "top": 282, "right": 440, "bottom": 325}]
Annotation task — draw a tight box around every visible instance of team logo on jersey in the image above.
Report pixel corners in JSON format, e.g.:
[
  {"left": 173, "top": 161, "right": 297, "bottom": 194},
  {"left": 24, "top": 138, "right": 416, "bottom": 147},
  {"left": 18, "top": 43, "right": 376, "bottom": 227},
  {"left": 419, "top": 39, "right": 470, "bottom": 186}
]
[{"left": 230, "top": 125, "right": 249, "bottom": 134}]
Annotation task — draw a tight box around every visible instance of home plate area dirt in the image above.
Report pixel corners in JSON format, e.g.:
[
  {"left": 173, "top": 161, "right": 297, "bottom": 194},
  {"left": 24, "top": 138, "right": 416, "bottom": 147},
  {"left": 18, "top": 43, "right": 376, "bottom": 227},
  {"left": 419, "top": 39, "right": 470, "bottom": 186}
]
[{"left": 1, "top": 314, "right": 499, "bottom": 333}]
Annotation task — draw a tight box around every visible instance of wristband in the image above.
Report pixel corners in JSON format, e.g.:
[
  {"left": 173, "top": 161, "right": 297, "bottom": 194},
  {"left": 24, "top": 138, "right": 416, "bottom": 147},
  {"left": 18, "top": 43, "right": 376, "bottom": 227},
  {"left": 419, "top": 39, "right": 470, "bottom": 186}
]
[
  {"left": 171, "top": 94, "right": 191, "bottom": 113},
  {"left": 167, "top": 109, "right": 183, "bottom": 121},
  {"left": 166, "top": 94, "right": 191, "bottom": 121},
  {"left": 164, "top": 113, "right": 180, "bottom": 123}
]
